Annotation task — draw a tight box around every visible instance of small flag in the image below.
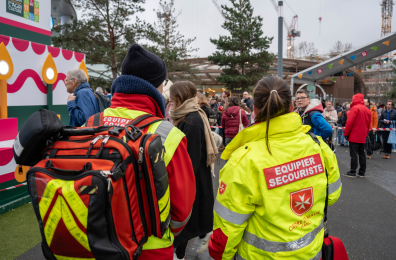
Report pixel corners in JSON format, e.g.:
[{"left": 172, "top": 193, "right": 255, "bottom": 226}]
[
  {"left": 317, "top": 68, "right": 323, "bottom": 74},
  {"left": 358, "top": 69, "right": 362, "bottom": 73},
  {"left": 308, "top": 71, "right": 313, "bottom": 75},
  {"left": 338, "top": 59, "right": 344, "bottom": 65},
  {"left": 332, "top": 77, "right": 337, "bottom": 81},
  {"left": 298, "top": 74, "right": 303, "bottom": 79},
  {"left": 323, "top": 79, "right": 328, "bottom": 83},
  {"left": 361, "top": 51, "right": 368, "bottom": 57},
  {"left": 341, "top": 75, "right": 345, "bottom": 80},
  {"left": 348, "top": 72, "right": 353, "bottom": 76},
  {"left": 384, "top": 57, "right": 389, "bottom": 62},
  {"left": 383, "top": 40, "right": 390, "bottom": 46},
  {"left": 350, "top": 55, "right": 356, "bottom": 60},
  {"left": 367, "top": 65, "right": 372, "bottom": 69},
  {"left": 371, "top": 46, "right": 378, "bottom": 51},
  {"left": 328, "top": 64, "right": 333, "bottom": 69},
  {"left": 376, "top": 61, "right": 381, "bottom": 66}
]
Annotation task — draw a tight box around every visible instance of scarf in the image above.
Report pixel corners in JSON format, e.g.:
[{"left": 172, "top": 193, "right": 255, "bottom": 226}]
[{"left": 169, "top": 97, "right": 219, "bottom": 167}]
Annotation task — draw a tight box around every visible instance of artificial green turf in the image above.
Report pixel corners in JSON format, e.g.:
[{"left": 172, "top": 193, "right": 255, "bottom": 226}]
[{"left": 0, "top": 203, "right": 41, "bottom": 260}]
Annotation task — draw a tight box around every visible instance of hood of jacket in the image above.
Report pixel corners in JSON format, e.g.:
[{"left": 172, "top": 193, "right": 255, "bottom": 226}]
[
  {"left": 111, "top": 75, "right": 165, "bottom": 117},
  {"left": 351, "top": 93, "right": 364, "bottom": 108},
  {"left": 302, "top": 99, "right": 323, "bottom": 115},
  {"left": 221, "top": 112, "right": 309, "bottom": 160},
  {"left": 225, "top": 106, "right": 241, "bottom": 117},
  {"left": 73, "top": 81, "right": 91, "bottom": 94}
]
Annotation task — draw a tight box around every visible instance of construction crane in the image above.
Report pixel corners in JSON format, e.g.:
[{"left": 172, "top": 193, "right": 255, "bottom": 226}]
[
  {"left": 211, "top": 0, "right": 225, "bottom": 18},
  {"left": 381, "top": 0, "right": 394, "bottom": 37},
  {"left": 270, "top": 0, "right": 300, "bottom": 58}
]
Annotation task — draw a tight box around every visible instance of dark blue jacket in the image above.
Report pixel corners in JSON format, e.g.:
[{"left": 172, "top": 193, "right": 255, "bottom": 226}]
[
  {"left": 379, "top": 108, "right": 396, "bottom": 128},
  {"left": 67, "top": 82, "right": 100, "bottom": 126}
]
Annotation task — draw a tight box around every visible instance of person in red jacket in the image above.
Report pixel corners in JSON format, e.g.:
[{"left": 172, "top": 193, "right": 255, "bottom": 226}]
[
  {"left": 343, "top": 93, "right": 371, "bottom": 178},
  {"left": 221, "top": 96, "right": 249, "bottom": 146},
  {"left": 85, "top": 44, "right": 196, "bottom": 259}
]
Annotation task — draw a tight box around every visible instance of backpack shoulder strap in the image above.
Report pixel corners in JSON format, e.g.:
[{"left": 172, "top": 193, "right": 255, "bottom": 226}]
[
  {"left": 132, "top": 114, "right": 164, "bottom": 129},
  {"left": 86, "top": 112, "right": 104, "bottom": 127},
  {"left": 306, "top": 131, "right": 321, "bottom": 146}
]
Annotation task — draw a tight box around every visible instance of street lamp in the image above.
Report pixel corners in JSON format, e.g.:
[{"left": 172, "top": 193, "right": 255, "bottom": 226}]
[{"left": 277, "top": 1, "right": 283, "bottom": 78}]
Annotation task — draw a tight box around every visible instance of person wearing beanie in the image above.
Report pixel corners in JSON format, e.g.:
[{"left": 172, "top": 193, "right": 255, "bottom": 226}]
[{"left": 85, "top": 44, "right": 196, "bottom": 260}]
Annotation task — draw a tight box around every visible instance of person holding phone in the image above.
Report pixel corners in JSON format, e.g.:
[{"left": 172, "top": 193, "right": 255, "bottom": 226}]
[{"left": 379, "top": 100, "right": 396, "bottom": 159}]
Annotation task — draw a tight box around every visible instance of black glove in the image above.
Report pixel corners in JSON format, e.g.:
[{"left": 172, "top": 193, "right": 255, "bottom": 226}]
[{"left": 345, "top": 135, "right": 349, "bottom": 141}]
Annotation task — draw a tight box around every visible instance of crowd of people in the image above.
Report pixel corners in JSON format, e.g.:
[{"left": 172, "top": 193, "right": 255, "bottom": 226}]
[{"left": 61, "top": 43, "right": 343, "bottom": 260}]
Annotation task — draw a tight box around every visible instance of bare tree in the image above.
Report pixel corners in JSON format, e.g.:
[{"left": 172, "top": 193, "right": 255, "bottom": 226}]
[
  {"left": 295, "top": 41, "right": 318, "bottom": 59},
  {"left": 329, "top": 41, "right": 353, "bottom": 57}
]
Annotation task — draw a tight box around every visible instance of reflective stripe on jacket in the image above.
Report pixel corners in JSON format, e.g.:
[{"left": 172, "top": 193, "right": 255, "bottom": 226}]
[
  {"left": 209, "top": 112, "right": 341, "bottom": 260},
  {"left": 99, "top": 98, "right": 196, "bottom": 253}
]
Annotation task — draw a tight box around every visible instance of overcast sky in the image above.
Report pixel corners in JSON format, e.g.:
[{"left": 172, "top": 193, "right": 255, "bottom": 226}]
[{"left": 79, "top": 0, "right": 396, "bottom": 58}]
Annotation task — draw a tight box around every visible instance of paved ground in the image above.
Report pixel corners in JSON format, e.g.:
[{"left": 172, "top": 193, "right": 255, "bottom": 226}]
[{"left": 15, "top": 146, "right": 396, "bottom": 260}]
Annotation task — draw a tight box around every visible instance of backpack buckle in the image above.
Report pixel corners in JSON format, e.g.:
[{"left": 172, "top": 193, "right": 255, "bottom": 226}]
[{"left": 125, "top": 125, "right": 142, "bottom": 141}]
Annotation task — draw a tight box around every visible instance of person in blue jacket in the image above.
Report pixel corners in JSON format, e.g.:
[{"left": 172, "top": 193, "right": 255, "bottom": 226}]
[
  {"left": 65, "top": 69, "right": 99, "bottom": 126},
  {"left": 295, "top": 89, "right": 333, "bottom": 139}
]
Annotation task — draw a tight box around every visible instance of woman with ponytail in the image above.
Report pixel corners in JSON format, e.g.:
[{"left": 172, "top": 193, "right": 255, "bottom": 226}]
[{"left": 209, "top": 76, "right": 342, "bottom": 260}]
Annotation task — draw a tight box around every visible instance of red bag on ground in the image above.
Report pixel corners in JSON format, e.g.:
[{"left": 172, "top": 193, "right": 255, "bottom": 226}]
[{"left": 321, "top": 236, "right": 349, "bottom": 260}]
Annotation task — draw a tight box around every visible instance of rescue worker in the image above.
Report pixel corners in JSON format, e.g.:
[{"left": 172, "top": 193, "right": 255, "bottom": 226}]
[
  {"left": 208, "top": 76, "right": 342, "bottom": 260},
  {"left": 85, "top": 44, "right": 196, "bottom": 259}
]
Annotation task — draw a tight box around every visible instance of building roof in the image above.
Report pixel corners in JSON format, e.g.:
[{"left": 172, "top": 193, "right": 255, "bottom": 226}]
[
  {"left": 291, "top": 32, "right": 396, "bottom": 86},
  {"left": 169, "top": 57, "right": 320, "bottom": 85}
]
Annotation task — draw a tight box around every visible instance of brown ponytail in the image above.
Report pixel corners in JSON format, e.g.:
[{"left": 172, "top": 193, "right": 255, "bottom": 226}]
[{"left": 253, "top": 76, "right": 291, "bottom": 154}]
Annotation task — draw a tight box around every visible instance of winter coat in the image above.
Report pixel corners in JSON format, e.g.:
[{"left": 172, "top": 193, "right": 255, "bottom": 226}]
[
  {"left": 174, "top": 111, "right": 214, "bottom": 247},
  {"left": 379, "top": 108, "right": 396, "bottom": 127},
  {"left": 68, "top": 82, "right": 100, "bottom": 126},
  {"left": 200, "top": 104, "right": 211, "bottom": 121},
  {"left": 210, "top": 112, "right": 341, "bottom": 260},
  {"left": 344, "top": 93, "right": 371, "bottom": 143},
  {"left": 370, "top": 106, "right": 378, "bottom": 129},
  {"left": 243, "top": 97, "right": 254, "bottom": 112},
  {"left": 297, "top": 99, "right": 333, "bottom": 139},
  {"left": 221, "top": 106, "right": 249, "bottom": 138},
  {"left": 322, "top": 107, "right": 338, "bottom": 122}
]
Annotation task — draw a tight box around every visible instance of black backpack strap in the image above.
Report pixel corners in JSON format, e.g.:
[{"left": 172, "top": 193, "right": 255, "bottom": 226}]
[
  {"left": 306, "top": 131, "right": 321, "bottom": 146},
  {"left": 85, "top": 112, "right": 103, "bottom": 127},
  {"left": 306, "top": 132, "right": 329, "bottom": 237}
]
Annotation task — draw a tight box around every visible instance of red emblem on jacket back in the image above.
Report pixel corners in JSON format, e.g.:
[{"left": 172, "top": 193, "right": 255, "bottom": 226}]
[
  {"left": 290, "top": 187, "right": 313, "bottom": 216},
  {"left": 219, "top": 181, "right": 227, "bottom": 195}
]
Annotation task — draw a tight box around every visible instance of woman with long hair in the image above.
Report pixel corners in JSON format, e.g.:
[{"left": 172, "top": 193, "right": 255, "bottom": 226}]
[
  {"left": 221, "top": 96, "right": 249, "bottom": 146},
  {"left": 169, "top": 81, "right": 218, "bottom": 260},
  {"left": 322, "top": 101, "right": 338, "bottom": 122},
  {"left": 209, "top": 76, "right": 342, "bottom": 260},
  {"left": 197, "top": 93, "right": 211, "bottom": 120}
]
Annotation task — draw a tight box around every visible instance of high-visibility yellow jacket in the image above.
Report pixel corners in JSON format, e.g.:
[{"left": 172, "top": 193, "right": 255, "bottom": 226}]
[
  {"left": 208, "top": 112, "right": 341, "bottom": 260},
  {"left": 87, "top": 93, "right": 196, "bottom": 259}
]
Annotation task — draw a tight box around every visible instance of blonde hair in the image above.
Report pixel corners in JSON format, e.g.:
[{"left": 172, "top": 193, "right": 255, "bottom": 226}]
[{"left": 197, "top": 93, "right": 209, "bottom": 107}]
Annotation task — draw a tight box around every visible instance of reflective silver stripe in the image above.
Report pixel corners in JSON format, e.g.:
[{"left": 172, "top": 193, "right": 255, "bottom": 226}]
[
  {"left": 243, "top": 219, "right": 324, "bottom": 253},
  {"left": 170, "top": 209, "right": 192, "bottom": 229},
  {"left": 328, "top": 177, "right": 341, "bottom": 194},
  {"left": 236, "top": 250, "right": 321, "bottom": 260},
  {"left": 172, "top": 230, "right": 182, "bottom": 236},
  {"left": 154, "top": 120, "right": 174, "bottom": 145},
  {"left": 214, "top": 199, "right": 252, "bottom": 225},
  {"left": 310, "top": 249, "right": 322, "bottom": 260}
]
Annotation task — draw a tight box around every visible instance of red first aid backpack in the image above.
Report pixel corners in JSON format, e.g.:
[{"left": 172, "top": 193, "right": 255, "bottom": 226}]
[{"left": 25, "top": 114, "right": 171, "bottom": 260}]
